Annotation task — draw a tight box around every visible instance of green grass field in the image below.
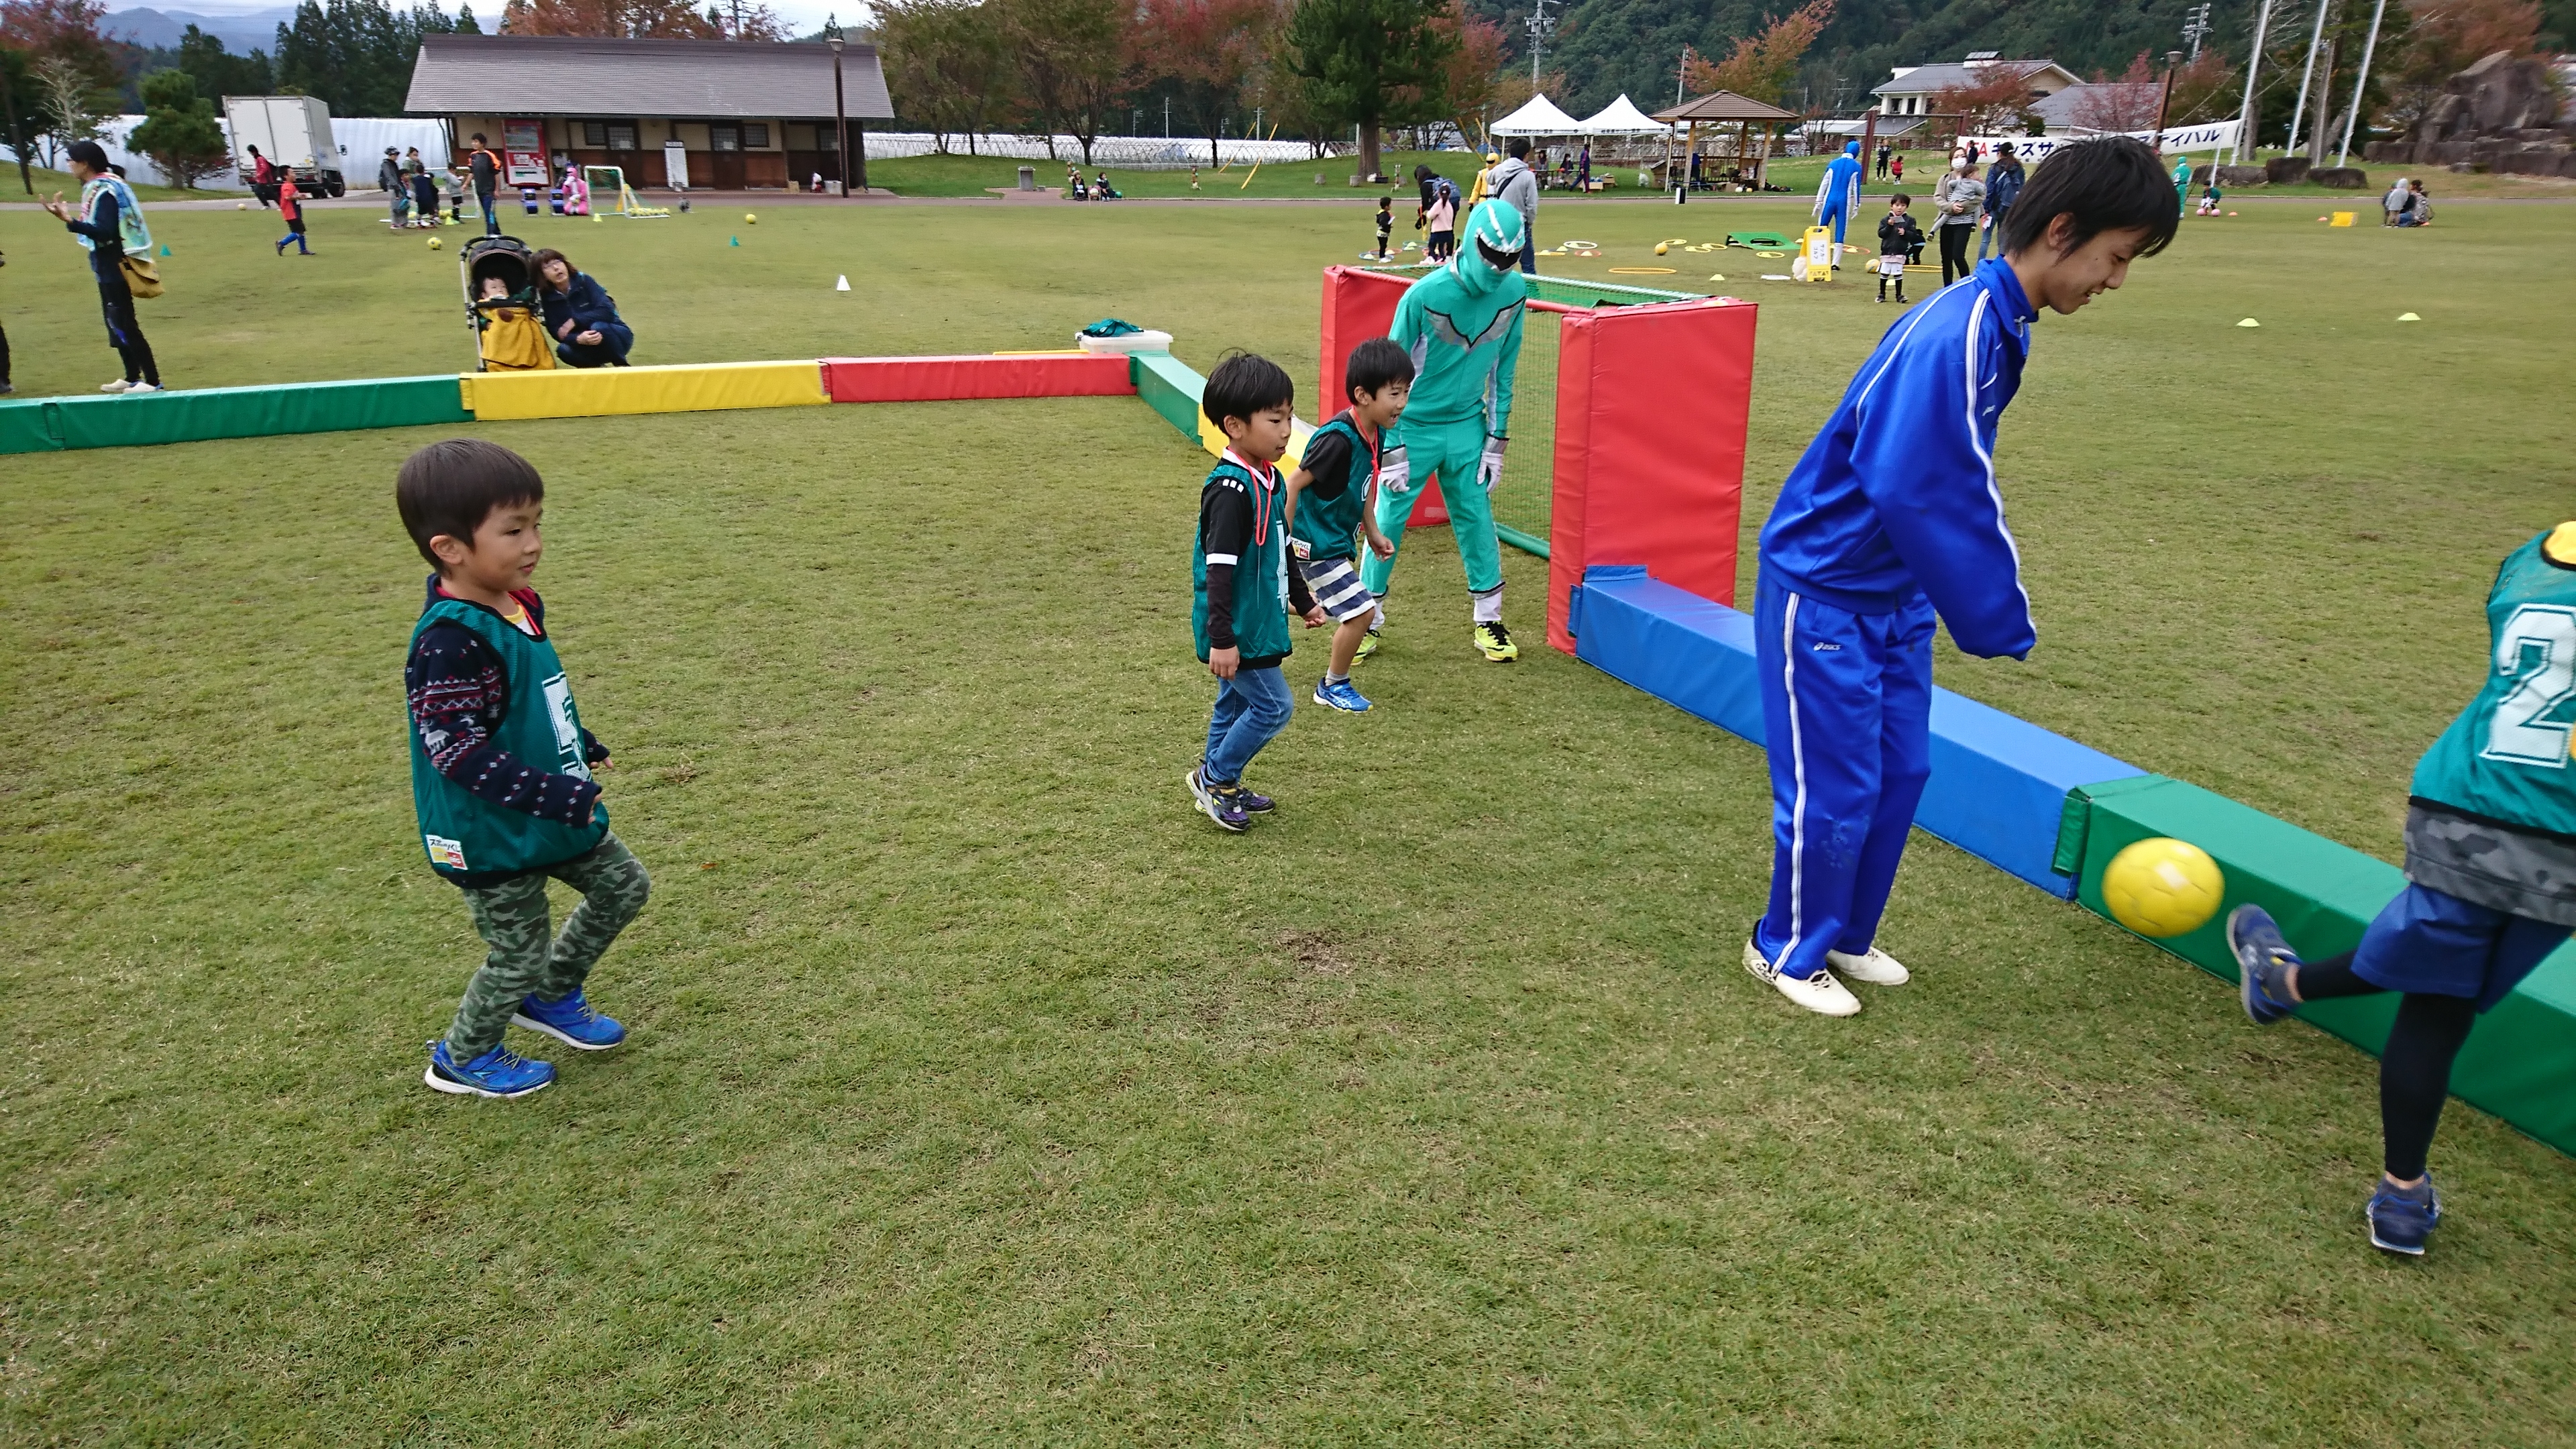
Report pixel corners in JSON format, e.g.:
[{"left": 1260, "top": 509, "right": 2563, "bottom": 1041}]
[{"left": 6, "top": 193, "right": 2575, "bottom": 1443}]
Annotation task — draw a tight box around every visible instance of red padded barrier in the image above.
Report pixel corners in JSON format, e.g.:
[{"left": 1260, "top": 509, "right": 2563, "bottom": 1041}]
[
  {"left": 1547, "top": 297, "right": 1756, "bottom": 653},
  {"left": 1318, "top": 266, "right": 1449, "bottom": 526},
  {"left": 820, "top": 354, "right": 1135, "bottom": 403}
]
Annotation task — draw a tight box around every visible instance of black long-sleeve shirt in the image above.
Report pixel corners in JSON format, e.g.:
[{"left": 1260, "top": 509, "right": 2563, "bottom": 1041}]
[
  {"left": 1199, "top": 477, "right": 1313, "bottom": 667},
  {"left": 64, "top": 186, "right": 124, "bottom": 282},
  {"left": 1878, "top": 212, "right": 1925, "bottom": 256},
  {"left": 404, "top": 578, "right": 607, "bottom": 830}
]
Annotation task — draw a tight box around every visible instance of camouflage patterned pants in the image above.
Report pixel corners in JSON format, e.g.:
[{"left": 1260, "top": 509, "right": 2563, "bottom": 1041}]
[{"left": 447, "top": 834, "right": 651, "bottom": 1057}]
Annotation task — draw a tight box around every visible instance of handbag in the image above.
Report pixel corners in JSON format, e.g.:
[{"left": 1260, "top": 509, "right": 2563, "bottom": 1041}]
[{"left": 120, "top": 254, "right": 164, "bottom": 299}]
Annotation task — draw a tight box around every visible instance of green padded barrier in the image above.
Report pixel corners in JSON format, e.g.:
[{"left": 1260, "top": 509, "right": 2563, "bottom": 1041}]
[
  {"left": 41, "top": 376, "right": 472, "bottom": 451},
  {"left": 1129, "top": 351, "right": 1206, "bottom": 444},
  {"left": 0, "top": 399, "right": 62, "bottom": 453},
  {"left": 2060, "top": 773, "right": 2576, "bottom": 1157}
]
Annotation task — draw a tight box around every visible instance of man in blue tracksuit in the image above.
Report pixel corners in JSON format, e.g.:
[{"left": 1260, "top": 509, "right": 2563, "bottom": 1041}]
[
  {"left": 1811, "top": 140, "right": 1864, "bottom": 265},
  {"left": 1743, "top": 138, "right": 2182, "bottom": 1016}
]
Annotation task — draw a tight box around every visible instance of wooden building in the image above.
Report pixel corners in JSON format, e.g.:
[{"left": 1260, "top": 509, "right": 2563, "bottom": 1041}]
[
  {"left": 1652, "top": 91, "right": 1799, "bottom": 192},
  {"left": 405, "top": 34, "right": 892, "bottom": 191}
]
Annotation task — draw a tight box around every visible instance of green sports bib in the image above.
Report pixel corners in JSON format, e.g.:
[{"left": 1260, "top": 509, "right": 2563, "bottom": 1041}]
[
  {"left": 408, "top": 596, "right": 608, "bottom": 879},
  {"left": 2411, "top": 524, "right": 2576, "bottom": 838}
]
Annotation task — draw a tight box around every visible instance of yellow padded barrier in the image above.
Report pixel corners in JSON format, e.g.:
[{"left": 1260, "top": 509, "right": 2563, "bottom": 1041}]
[{"left": 460, "top": 361, "right": 828, "bottom": 421}]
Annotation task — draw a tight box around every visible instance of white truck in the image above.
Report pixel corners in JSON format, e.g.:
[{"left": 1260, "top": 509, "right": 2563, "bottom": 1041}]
[{"left": 223, "top": 95, "right": 344, "bottom": 197}]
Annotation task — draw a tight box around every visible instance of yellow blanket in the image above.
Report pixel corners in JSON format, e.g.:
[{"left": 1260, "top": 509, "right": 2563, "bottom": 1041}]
[{"left": 478, "top": 307, "right": 556, "bottom": 372}]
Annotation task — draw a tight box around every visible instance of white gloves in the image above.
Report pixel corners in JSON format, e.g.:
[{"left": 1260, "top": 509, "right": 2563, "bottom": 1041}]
[
  {"left": 1376, "top": 443, "right": 1412, "bottom": 495},
  {"left": 1479, "top": 435, "right": 1508, "bottom": 492}
]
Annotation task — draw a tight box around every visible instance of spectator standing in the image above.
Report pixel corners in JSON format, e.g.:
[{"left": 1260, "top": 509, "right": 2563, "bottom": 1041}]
[
  {"left": 1875, "top": 143, "right": 1890, "bottom": 180},
  {"left": 41, "top": 141, "right": 160, "bottom": 393},
  {"left": 409, "top": 148, "right": 440, "bottom": 227},
  {"left": 1930, "top": 156, "right": 1984, "bottom": 287},
  {"left": 533, "top": 249, "right": 634, "bottom": 368},
  {"left": 1578, "top": 140, "right": 1592, "bottom": 189},
  {"left": 468, "top": 133, "right": 503, "bottom": 235},
  {"left": 1485, "top": 137, "right": 1541, "bottom": 272},
  {"left": 1978, "top": 141, "right": 2023, "bottom": 262},
  {"left": 379, "top": 147, "right": 409, "bottom": 227},
  {"left": 1, "top": 242, "right": 11, "bottom": 394}
]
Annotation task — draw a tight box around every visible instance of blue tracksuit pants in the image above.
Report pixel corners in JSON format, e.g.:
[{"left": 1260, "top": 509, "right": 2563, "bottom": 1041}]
[{"left": 1750, "top": 574, "right": 1935, "bottom": 982}]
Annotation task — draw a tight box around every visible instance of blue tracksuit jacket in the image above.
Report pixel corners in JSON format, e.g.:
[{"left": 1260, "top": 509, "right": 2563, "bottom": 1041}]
[
  {"left": 1756, "top": 256, "right": 2039, "bottom": 658},
  {"left": 1747, "top": 257, "right": 2041, "bottom": 985}
]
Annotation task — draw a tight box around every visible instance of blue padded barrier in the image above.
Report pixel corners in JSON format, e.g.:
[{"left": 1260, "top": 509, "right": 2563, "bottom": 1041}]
[{"left": 1570, "top": 566, "right": 2144, "bottom": 897}]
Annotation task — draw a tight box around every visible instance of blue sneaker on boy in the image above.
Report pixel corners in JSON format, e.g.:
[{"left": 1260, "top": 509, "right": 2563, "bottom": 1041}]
[
  {"left": 425, "top": 1039, "right": 555, "bottom": 1098},
  {"left": 2367, "top": 1175, "right": 2440, "bottom": 1256},
  {"left": 1187, "top": 764, "right": 1248, "bottom": 833},
  {"left": 512, "top": 989, "right": 627, "bottom": 1051},
  {"left": 2225, "top": 904, "right": 2301, "bottom": 1024},
  {"left": 1313, "top": 678, "right": 1373, "bottom": 713}
]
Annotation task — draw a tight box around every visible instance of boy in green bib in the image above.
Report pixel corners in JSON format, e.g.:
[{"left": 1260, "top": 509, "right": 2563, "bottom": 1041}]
[
  {"left": 1188, "top": 353, "right": 1327, "bottom": 833},
  {"left": 398, "top": 440, "right": 651, "bottom": 1099},
  {"left": 1287, "top": 337, "right": 1411, "bottom": 713},
  {"left": 2228, "top": 521, "right": 2576, "bottom": 1254}
]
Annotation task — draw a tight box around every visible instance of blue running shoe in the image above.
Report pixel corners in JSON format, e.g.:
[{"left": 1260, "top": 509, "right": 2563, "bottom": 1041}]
[
  {"left": 1187, "top": 765, "right": 1247, "bottom": 833},
  {"left": 425, "top": 1039, "right": 555, "bottom": 1098},
  {"left": 1227, "top": 784, "right": 1275, "bottom": 814},
  {"left": 2367, "top": 1175, "right": 2440, "bottom": 1256},
  {"left": 1313, "top": 678, "right": 1373, "bottom": 713},
  {"left": 2226, "top": 904, "right": 2300, "bottom": 1025},
  {"left": 513, "top": 989, "right": 627, "bottom": 1051}
]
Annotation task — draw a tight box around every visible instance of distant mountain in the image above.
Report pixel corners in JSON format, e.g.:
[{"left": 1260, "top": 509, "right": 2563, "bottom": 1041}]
[{"left": 104, "top": 7, "right": 299, "bottom": 57}]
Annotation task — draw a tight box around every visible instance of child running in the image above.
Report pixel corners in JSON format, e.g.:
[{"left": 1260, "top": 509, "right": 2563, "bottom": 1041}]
[
  {"left": 1188, "top": 354, "right": 1327, "bottom": 833},
  {"left": 399, "top": 439, "right": 651, "bottom": 1097},
  {"left": 1876, "top": 193, "right": 1922, "bottom": 304},
  {"left": 274, "top": 174, "right": 311, "bottom": 255},
  {"left": 1287, "top": 337, "right": 1411, "bottom": 713},
  {"left": 2228, "top": 521, "right": 2576, "bottom": 1255},
  {"left": 1742, "top": 138, "right": 2177, "bottom": 1016}
]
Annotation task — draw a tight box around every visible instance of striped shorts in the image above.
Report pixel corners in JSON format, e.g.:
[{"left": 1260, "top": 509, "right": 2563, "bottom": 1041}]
[{"left": 1299, "top": 554, "right": 1379, "bottom": 623}]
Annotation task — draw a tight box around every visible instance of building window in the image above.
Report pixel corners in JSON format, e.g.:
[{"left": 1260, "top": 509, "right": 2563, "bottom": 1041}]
[
  {"left": 711, "top": 123, "right": 741, "bottom": 152},
  {"left": 814, "top": 123, "right": 838, "bottom": 151},
  {"left": 742, "top": 122, "right": 769, "bottom": 148},
  {"left": 580, "top": 120, "right": 639, "bottom": 149}
]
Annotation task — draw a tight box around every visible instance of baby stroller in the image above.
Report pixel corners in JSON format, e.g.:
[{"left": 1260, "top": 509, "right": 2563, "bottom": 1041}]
[{"left": 462, "top": 235, "right": 555, "bottom": 372}]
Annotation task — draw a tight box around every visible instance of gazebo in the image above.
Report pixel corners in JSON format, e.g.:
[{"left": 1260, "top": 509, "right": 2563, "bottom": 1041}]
[{"left": 1651, "top": 90, "right": 1797, "bottom": 194}]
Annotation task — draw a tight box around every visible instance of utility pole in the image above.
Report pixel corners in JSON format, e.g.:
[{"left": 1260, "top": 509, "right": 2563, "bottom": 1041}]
[
  {"left": 1678, "top": 46, "right": 1692, "bottom": 104},
  {"left": 2231, "top": 0, "right": 2276, "bottom": 166},
  {"left": 2153, "top": 50, "right": 2182, "bottom": 154},
  {"left": 2183, "top": 3, "right": 2214, "bottom": 60},
  {"left": 2335, "top": 0, "right": 2387, "bottom": 166},
  {"left": 1525, "top": 0, "right": 1556, "bottom": 89},
  {"left": 2286, "top": 0, "right": 2333, "bottom": 169}
]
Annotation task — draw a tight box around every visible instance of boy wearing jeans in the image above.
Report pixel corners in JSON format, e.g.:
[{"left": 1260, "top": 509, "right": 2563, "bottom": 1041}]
[
  {"left": 398, "top": 439, "right": 651, "bottom": 1097},
  {"left": 1188, "top": 354, "right": 1326, "bottom": 833}
]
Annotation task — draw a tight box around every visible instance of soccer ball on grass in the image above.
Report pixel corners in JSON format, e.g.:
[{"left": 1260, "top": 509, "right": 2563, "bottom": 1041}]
[{"left": 2101, "top": 837, "right": 2224, "bottom": 938}]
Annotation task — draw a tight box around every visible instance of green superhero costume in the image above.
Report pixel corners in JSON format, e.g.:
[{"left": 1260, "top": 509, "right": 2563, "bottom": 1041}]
[{"left": 1360, "top": 199, "right": 1528, "bottom": 619}]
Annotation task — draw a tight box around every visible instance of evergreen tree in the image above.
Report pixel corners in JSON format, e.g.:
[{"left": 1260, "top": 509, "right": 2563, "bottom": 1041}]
[
  {"left": 129, "top": 66, "right": 229, "bottom": 186},
  {"left": 274, "top": 0, "right": 453, "bottom": 116},
  {"left": 176, "top": 23, "right": 274, "bottom": 99},
  {"left": 1288, "top": 0, "right": 1454, "bottom": 180}
]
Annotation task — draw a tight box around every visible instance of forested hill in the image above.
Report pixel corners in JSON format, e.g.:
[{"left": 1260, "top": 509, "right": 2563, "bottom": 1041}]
[{"left": 1485, "top": 0, "right": 2261, "bottom": 118}]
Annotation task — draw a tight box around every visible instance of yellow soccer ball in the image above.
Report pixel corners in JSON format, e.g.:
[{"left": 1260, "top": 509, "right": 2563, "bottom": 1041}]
[
  {"left": 2102, "top": 837, "right": 2224, "bottom": 937},
  {"left": 235, "top": 200, "right": 248, "bottom": 209},
  {"left": 1654, "top": 241, "right": 1669, "bottom": 254},
  {"left": 745, "top": 212, "right": 758, "bottom": 223},
  {"left": 427, "top": 236, "right": 443, "bottom": 250}
]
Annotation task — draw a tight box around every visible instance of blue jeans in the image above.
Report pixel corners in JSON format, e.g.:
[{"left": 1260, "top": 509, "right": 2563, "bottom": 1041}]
[
  {"left": 1203, "top": 665, "right": 1292, "bottom": 785},
  {"left": 478, "top": 191, "right": 499, "bottom": 234},
  {"left": 1519, "top": 240, "right": 1536, "bottom": 274},
  {"left": 1976, "top": 205, "right": 2005, "bottom": 260}
]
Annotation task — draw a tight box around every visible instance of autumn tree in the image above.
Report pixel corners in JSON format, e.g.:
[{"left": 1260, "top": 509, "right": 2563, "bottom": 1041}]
[
  {"left": 1141, "top": 0, "right": 1271, "bottom": 166},
  {"left": 1287, "top": 0, "right": 1454, "bottom": 180},
  {"left": 994, "top": 0, "right": 1130, "bottom": 164},
  {"left": 878, "top": 0, "right": 1014, "bottom": 154},
  {"left": 2066, "top": 52, "right": 2163, "bottom": 133},
  {"left": 1683, "top": 0, "right": 1830, "bottom": 107},
  {"left": 500, "top": 0, "right": 786, "bottom": 38},
  {"left": 1430, "top": 0, "right": 1503, "bottom": 147},
  {"left": 1929, "top": 60, "right": 2046, "bottom": 138},
  {"left": 2162, "top": 49, "right": 2239, "bottom": 127}
]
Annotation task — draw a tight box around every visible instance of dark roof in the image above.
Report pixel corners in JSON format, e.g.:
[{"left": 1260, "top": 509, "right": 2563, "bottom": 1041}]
[
  {"left": 405, "top": 35, "right": 892, "bottom": 120},
  {"left": 2029, "top": 82, "right": 2158, "bottom": 127},
  {"left": 1653, "top": 91, "right": 1797, "bottom": 123},
  {"left": 1874, "top": 59, "right": 2076, "bottom": 96}
]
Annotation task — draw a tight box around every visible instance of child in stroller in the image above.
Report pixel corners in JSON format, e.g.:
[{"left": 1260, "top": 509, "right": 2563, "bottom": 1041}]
[{"left": 464, "top": 236, "right": 555, "bottom": 372}]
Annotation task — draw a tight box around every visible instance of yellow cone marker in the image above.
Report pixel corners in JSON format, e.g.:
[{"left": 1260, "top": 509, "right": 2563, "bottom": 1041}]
[
  {"left": 2237, "top": 317, "right": 2260, "bottom": 327},
  {"left": 2398, "top": 311, "right": 2421, "bottom": 321}
]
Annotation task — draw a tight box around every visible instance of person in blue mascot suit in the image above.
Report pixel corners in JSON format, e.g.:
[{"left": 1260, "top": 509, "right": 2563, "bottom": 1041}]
[{"left": 1813, "top": 139, "right": 1866, "bottom": 266}]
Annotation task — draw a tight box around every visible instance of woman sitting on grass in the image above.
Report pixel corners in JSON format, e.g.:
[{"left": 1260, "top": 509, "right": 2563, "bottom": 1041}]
[{"left": 532, "top": 248, "right": 633, "bottom": 368}]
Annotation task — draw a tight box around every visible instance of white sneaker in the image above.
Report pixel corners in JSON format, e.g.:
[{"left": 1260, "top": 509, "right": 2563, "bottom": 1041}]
[
  {"left": 122, "top": 382, "right": 164, "bottom": 394},
  {"left": 1743, "top": 938, "right": 1861, "bottom": 1016},
  {"left": 99, "top": 378, "right": 132, "bottom": 393},
  {"left": 1827, "top": 946, "right": 1910, "bottom": 985}
]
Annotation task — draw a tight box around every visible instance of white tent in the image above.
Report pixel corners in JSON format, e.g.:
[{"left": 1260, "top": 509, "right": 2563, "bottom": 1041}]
[
  {"left": 1491, "top": 94, "right": 1584, "bottom": 135},
  {"left": 1578, "top": 95, "right": 1670, "bottom": 135}
]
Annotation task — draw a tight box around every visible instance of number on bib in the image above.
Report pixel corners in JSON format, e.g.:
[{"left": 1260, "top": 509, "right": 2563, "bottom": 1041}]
[{"left": 2482, "top": 604, "right": 2576, "bottom": 767}]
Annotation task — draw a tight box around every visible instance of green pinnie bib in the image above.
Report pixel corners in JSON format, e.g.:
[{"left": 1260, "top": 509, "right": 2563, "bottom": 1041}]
[
  {"left": 2411, "top": 524, "right": 2576, "bottom": 838},
  {"left": 408, "top": 596, "right": 608, "bottom": 879},
  {"left": 1191, "top": 452, "right": 1295, "bottom": 662},
  {"left": 1289, "top": 411, "right": 1375, "bottom": 561}
]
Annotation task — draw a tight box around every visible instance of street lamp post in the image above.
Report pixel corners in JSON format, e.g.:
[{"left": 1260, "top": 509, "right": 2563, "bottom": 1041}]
[{"left": 826, "top": 19, "right": 855, "bottom": 199}]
